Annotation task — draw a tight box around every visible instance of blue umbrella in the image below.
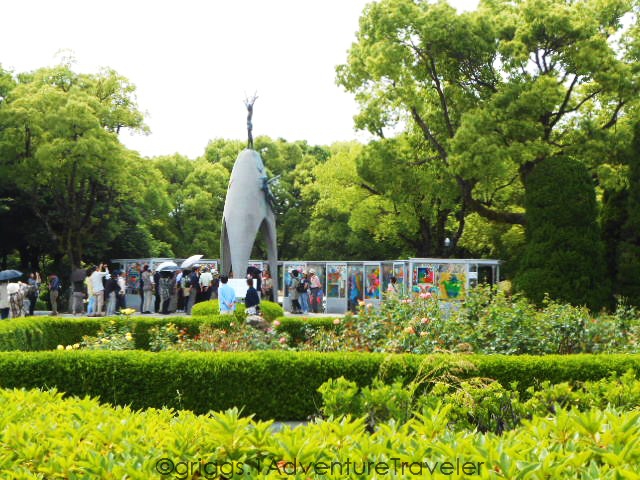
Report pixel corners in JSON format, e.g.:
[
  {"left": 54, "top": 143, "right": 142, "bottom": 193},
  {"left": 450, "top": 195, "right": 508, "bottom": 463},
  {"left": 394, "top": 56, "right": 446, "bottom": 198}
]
[{"left": 0, "top": 269, "right": 23, "bottom": 281}]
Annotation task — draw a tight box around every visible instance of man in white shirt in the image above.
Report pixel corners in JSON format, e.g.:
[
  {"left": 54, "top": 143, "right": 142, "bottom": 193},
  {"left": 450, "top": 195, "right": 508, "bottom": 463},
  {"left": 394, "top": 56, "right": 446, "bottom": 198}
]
[
  {"left": 116, "top": 271, "right": 127, "bottom": 311},
  {"left": 199, "top": 267, "right": 213, "bottom": 301},
  {"left": 90, "top": 263, "right": 109, "bottom": 316}
]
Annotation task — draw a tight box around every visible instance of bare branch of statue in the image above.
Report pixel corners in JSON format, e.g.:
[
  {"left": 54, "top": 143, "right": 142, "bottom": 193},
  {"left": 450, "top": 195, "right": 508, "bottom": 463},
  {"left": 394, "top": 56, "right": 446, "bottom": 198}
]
[{"left": 244, "top": 93, "right": 258, "bottom": 149}]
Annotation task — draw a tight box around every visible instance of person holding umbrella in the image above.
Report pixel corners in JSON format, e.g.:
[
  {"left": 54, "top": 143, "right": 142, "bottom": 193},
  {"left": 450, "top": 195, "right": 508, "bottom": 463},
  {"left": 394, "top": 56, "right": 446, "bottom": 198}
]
[{"left": 0, "top": 270, "right": 24, "bottom": 319}]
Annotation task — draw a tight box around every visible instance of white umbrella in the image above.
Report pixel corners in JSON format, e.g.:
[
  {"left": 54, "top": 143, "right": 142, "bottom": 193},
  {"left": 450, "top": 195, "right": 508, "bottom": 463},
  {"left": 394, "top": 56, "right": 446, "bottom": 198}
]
[
  {"left": 156, "top": 261, "right": 179, "bottom": 272},
  {"left": 181, "top": 254, "right": 203, "bottom": 269}
]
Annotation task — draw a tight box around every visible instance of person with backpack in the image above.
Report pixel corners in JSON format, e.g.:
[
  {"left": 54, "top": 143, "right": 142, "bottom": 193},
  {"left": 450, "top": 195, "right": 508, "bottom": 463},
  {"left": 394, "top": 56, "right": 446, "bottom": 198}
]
[
  {"left": 298, "top": 271, "right": 310, "bottom": 315},
  {"left": 289, "top": 269, "right": 302, "bottom": 314},
  {"left": 186, "top": 268, "right": 199, "bottom": 314},
  {"left": 48, "top": 273, "right": 62, "bottom": 315}
]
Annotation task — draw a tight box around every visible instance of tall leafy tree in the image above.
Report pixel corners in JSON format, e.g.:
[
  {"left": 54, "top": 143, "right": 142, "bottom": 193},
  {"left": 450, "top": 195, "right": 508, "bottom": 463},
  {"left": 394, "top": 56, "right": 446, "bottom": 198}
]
[
  {"left": 339, "top": 0, "right": 639, "bottom": 226},
  {"left": 151, "top": 153, "right": 229, "bottom": 259},
  {"left": 0, "top": 63, "right": 147, "bottom": 272},
  {"left": 338, "top": 0, "right": 640, "bottom": 303}
]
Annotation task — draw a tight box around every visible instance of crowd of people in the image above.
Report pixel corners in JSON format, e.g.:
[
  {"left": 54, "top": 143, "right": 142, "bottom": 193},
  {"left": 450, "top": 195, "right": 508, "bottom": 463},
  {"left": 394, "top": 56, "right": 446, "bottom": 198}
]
[
  {"left": 287, "top": 269, "right": 323, "bottom": 314},
  {"left": 1, "top": 262, "right": 338, "bottom": 319},
  {"left": 0, "top": 272, "right": 62, "bottom": 320}
]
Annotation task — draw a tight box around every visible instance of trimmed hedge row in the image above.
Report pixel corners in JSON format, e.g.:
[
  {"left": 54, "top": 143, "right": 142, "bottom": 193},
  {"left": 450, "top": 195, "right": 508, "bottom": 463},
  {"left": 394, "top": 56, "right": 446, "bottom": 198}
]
[
  {"left": 0, "top": 351, "right": 639, "bottom": 420},
  {"left": 0, "top": 315, "right": 339, "bottom": 352},
  {"left": 0, "top": 316, "right": 221, "bottom": 351}
]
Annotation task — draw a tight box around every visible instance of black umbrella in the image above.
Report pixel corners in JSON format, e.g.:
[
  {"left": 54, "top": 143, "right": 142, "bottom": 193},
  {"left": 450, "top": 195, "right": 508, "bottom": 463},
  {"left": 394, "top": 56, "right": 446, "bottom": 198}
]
[{"left": 0, "top": 269, "right": 23, "bottom": 281}]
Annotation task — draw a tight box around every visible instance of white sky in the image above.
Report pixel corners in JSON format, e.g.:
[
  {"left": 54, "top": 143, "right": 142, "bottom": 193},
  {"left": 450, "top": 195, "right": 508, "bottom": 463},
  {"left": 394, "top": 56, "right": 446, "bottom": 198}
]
[{"left": 1, "top": 0, "right": 478, "bottom": 159}]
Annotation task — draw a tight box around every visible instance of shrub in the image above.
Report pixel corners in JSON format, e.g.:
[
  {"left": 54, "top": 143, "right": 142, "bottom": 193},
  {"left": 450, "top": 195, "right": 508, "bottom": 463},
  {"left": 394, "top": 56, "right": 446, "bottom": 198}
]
[
  {"left": 192, "top": 299, "right": 283, "bottom": 321},
  {"left": 1, "top": 351, "right": 640, "bottom": 421},
  {"left": 0, "top": 315, "right": 214, "bottom": 352},
  {"left": 515, "top": 156, "right": 610, "bottom": 310},
  {"left": 5, "top": 388, "right": 640, "bottom": 478},
  {"left": 259, "top": 301, "right": 284, "bottom": 321},
  {"left": 191, "top": 300, "right": 246, "bottom": 319}
]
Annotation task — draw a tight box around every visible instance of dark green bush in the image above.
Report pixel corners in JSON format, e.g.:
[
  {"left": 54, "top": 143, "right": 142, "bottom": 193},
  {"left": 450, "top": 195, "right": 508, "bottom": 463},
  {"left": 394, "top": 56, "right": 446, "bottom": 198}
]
[
  {"left": 0, "top": 317, "right": 104, "bottom": 351},
  {"left": 515, "top": 157, "right": 610, "bottom": 310},
  {"left": 0, "top": 351, "right": 639, "bottom": 420}
]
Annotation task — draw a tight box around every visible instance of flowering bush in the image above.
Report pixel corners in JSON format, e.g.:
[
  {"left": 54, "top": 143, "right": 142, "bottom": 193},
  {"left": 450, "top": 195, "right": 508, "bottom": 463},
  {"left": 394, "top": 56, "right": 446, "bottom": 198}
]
[
  {"left": 64, "top": 285, "right": 640, "bottom": 355},
  {"left": 148, "top": 322, "right": 189, "bottom": 352},
  {"left": 165, "top": 322, "right": 291, "bottom": 352},
  {"left": 80, "top": 319, "right": 135, "bottom": 350}
]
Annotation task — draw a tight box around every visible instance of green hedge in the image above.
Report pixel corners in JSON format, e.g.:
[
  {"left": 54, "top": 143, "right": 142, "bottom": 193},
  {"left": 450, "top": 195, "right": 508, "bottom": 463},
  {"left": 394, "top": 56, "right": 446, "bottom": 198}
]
[
  {"left": 192, "top": 299, "right": 284, "bottom": 321},
  {"left": 0, "top": 351, "right": 639, "bottom": 420},
  {"left": 274, "top": 316, "right": 339, "bottom": 342},
  {"left": 0, "top": 316, "right": 225, "bottom": 351},
  {"left": 0, "top": 313, "right": 329, "bottom": 352}
]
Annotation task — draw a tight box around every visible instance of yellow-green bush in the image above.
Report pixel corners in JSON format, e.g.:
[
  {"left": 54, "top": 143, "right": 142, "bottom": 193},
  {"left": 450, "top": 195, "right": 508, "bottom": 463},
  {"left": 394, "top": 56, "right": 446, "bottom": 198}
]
[
  {"left": 3, "top": 387, "right": 640, "bottom": 478},
  {"left": 192, "top": 300, "right": 283, "bottom": 321}
]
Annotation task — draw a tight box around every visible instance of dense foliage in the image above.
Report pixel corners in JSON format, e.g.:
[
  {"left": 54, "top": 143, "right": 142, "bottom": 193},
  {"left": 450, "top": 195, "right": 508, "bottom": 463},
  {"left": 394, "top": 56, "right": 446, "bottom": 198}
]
[
  {"left": 4, "top": 386, "right": 640, "bottom": 478},
  {"left": 2, "top": 287, "right": 640, "bottom": 355},
  {"left": 515, "top": 157, "right": 610, "bottom": 310},
  {"left": 319, "top": 368, "right": 640, "bottom": 434},
  {"left": 1, "top": 350, "right": 640, "bottom": 421}
]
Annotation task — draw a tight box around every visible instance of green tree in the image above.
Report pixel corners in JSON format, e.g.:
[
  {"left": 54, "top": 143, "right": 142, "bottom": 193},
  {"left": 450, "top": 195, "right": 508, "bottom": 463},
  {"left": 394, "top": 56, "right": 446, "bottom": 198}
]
[
  {"left": 338, "top": 0, "right": 640, "bottom": 298},
  {"left": 0, "top": 63, "right": 147, "bottom": 272},
  {"left": 151, "top": 153, "right": 229, "bottom": 259},
  {"left": 306, "top": 142, "right": 408, "bottom": 260}
]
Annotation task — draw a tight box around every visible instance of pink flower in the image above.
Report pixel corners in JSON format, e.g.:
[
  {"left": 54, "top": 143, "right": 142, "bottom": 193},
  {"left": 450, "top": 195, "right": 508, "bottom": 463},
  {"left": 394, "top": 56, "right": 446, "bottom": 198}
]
[
  {"left": 419, "top": 292, "right": 432, "bottom": 299},
  {"left": 279, "top": 336, "right": 287, "bottom": 344},
  {"left": 401, "top": 299, "right": 412, "bottom": 304},
  {"left": 273, "top": 320, "right": 281, "bottom": 327},
  {"left": 404, "top": 326, "right": 415, "bottom": 335},
  {"left": 333, "top": 318, "right": 341, "bottom": 325},
  {"left": 421, "top": 317, "right": 430, "bottom": 324}
]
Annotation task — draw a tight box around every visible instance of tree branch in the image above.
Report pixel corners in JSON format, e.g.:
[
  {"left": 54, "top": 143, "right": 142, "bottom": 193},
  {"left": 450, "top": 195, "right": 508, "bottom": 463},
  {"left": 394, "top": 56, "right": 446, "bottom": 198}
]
[
  {"left": 458, "top": 177, "right": 526, "bottom": 225},
  {"left": 410, "top": 107, "right": 448, "bottom": 162},
  {"left": 601, "top": 100, "right": 625, "bottom": 130},
  {"left": 427, "top": 56, "right": 455, "bottom": 137}
]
